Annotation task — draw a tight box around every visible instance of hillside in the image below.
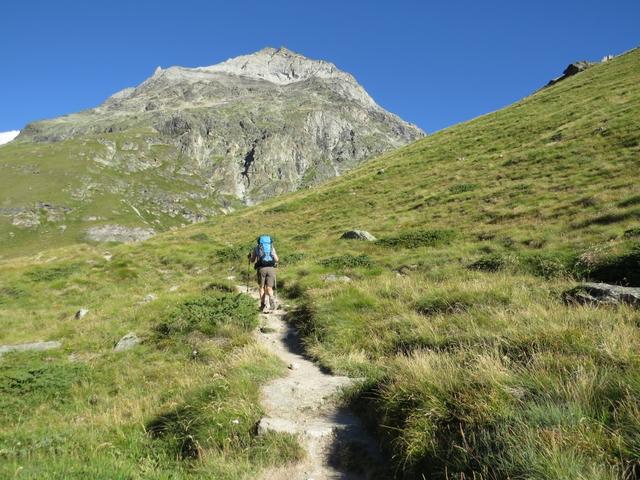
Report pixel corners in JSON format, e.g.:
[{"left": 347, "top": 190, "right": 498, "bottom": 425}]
[
  {"left": 0, "top": 47, "right": 422, "bottom": 258},
  {"left": 0, "top": 48, "right": 639, "bottom": 478}
]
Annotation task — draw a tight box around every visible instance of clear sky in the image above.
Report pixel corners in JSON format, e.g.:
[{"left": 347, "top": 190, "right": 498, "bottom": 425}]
[{"left": 1, "top": 0, "right": 638, "bottom": 133}]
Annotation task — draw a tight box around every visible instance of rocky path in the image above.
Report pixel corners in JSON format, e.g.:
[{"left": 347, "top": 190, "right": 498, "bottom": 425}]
[{"left": 241, "top": 287, "right": 381, "bottom": 480}]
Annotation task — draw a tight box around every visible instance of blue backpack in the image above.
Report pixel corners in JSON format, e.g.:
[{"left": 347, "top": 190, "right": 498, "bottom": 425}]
[{"left": 256, "top": 235, "right": 275, "bottom": 267}]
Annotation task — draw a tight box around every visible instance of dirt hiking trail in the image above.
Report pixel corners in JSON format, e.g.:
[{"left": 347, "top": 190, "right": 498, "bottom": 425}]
[{"left": 241, "top": 286, "right": 383, "bottom": 480}]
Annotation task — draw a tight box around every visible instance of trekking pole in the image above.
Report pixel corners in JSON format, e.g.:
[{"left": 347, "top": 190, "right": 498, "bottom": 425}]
[{"left": 246, "top": 257, "right": 251, "bottom": 294}]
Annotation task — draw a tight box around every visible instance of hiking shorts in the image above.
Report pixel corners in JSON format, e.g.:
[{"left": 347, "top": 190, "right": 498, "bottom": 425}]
[{"left": 257, "top": 266, "right": 276, "bottom": 288}]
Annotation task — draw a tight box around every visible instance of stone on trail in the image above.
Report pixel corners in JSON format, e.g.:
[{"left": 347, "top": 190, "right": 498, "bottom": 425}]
[
  {"left": 114, "top": 332, "right": 141, "bottom": 352},
  {"left": 563, "top": 282, "right": 640, "bottom": 307},
  {"left": 340, "top": 230, "right": 377, "bottom": 241},
  {"left": 0, "top": 340, "right": 62, "bottom": 357},
  {"left": 257, "top": 417, "right": 298, "bottom": 435},
  {"left": 75, "top": 308, "right": 89, "bottom": 319}
]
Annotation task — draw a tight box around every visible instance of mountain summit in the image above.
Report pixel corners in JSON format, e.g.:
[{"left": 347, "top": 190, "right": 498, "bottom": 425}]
[{"left": 2, "top": 48, "right": 423, "bottom": 254}]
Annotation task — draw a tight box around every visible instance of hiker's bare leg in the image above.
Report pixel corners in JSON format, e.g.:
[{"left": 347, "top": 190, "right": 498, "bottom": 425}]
[
  {"left": 266, "top": 286, "right": 275, "bottom": 310},
  {"left": 259, "top": 286, "right": 266, "bottom": 306}
]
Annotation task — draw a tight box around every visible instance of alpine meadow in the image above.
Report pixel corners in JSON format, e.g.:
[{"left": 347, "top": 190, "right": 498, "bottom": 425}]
[{"left": 1, "top": 43, "right": 639, "bottom": 480}]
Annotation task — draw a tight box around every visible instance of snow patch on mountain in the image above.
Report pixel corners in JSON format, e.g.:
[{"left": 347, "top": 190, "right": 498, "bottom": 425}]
[{"left": 0, "top": 130, "right": 19, "bottom": 145}]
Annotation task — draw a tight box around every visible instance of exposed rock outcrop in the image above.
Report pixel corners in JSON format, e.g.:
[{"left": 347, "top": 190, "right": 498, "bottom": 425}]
[
  {"left": 86, "top": 225, "right": 155, "bottom": 243},
  {"left": 563, "top": 282, "right": 640, "bottom": 307},
  {"left": 340, "top": 230, "right": 377, "bottom": 241}
]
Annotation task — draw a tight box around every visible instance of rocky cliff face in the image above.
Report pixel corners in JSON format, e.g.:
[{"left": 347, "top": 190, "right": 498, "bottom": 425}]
[
  {"left": 21, "top": 47, "right": 423, "bottom": 205},
  {"left": 1, "top": 48, "right": 423, "bottom": 255}
]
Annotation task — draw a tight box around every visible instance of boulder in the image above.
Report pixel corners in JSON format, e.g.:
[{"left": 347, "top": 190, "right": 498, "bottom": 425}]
[
  {"left": 322, "top": 274, "right": 352, "bottom": 283},
  {"left": 563, "top": 282, "right": 640, "bottom": 307},
  {"left": 142, "top": 293, "right": 157, "bottom": 303},
  {"left": 0, "top": 340, "right": 61, "bottom": 357},
  {"left": 546, "top": 61, "right": 596, "bottom": 87},
  {"left": 114, "top": 332, "right": 141, "bottom": 352},
  {"left": 75, "top": 308, "right": 89, "bottom": 320},
  {"left": 340, "top": 230, "right": 377, "bottom": 241}
]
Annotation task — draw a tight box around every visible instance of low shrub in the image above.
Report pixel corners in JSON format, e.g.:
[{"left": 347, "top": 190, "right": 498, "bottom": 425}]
[
  {"left": 216, "top": 244, "right": 252, "bottom": 263},
  {"left": 468, "top": 253, "right": 509, "bottom": 272},
  {"left": 449, "top": 183, "right": 478, "bottom": 194},
  {"left": 581, "top": 244, "right": 640, "bottom": 286},
  {"left": 24, "top": 263, "right": 81, "bottom": 282},
  {"left": 189, "top": 232, "right": 210, "bottom": 242},
  {"left": 0, "top": 352, "right": 86, "bottom": 418},
  {"left": 378, "top": 229, "right": 457, "bottom": 249},
  {"left": 623, "top": 227, "right": 640, "bottom": 238},
  {"left": 519, "top": 250, "right": 578, "bottom": 279},
  {"left": 319, "top": 254, "right": 374, "bottom": 269},
  {"left": 155, "top": 292, "right": 257, "bottom": 337},
  {"left": 415, "top": 290, "right": 510, "bottom": 316},
  {"left": 0, "top": 285, "right": 27, "bottom": 304}
]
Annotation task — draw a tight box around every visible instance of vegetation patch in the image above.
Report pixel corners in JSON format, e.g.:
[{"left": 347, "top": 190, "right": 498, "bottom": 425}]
[
  {"left": 449, "top": 183, "right": 478, "bottom": 194},
  {"left": 415, "top": 290, "right": 510, "bottom": 316},
  {"left": 581, "top": 244, "right": 640, "bottom": 286},
  {"left": 189, "top": 232, "right": 211, "bottom": 242},
  {"left": 0, "top": 352, "right": 86, "bottom": 420},
  {"left": 155, "top": 292, "right": 258, "bottom": 337},
  {"left": 468, "top": 253, "right": 510, "bottom": 272},
  {"left": 319, "top": 254, "right": 374, "bottom": 269},
  {"left": 0, "top": 285, "right": 27, "bottom": 304},
  {"left": 216, "top": 243, "right": 252, "bottom": 263},
  {"left": 623, "top": 226, "right": 640, "bottom": 238},
  {"left": 519, "top": 250, "right": 578, "bottom": 278},
  {"left": 377, "top": 229, "right": 457, "bottom": 249},
  {"left": 24, "top": 262, "right": 81, "bottom": 282}
]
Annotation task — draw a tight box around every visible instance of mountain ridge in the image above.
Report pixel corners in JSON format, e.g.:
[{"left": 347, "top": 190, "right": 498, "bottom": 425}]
[{"left": 1, "top": 47, "right": 423, "bottom": 257}]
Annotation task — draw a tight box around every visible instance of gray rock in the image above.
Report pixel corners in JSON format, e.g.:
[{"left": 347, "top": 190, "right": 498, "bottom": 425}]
[
  {"left": 340, "top": 230, "right": 377, "bottom": 241},
  {"left": 257, "top": 416, "right": 298, "bottom": 435},
  {"left": 546, "top": 61, "right": 596, "bottom": 87},
  {"left": 75, "top": 308, "right": 89, "bottom": 319},
  {"left": 114, "top": 332, "right": 140, "bottom": 352},
  {"left": 563, "top": 282, "right": 640, "bottom": 307},
  {"left": 0, "top": 340, "right": 61, "bottom": 357},
  {"left": 86, "top": 225, "right": 155, "bottom": 243},
  {"left": 322, "top": 274, "right": 352, "bottom": 283},
  {"left": 142, "top": 293, "right": 157, "bottom": 303}
]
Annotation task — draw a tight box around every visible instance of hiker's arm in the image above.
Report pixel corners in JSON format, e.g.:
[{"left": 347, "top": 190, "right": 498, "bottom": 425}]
[
  {"left": 272, "top": 246, "right": 279, "bottom": 263},
  {"left": 249, "top": 249, "right": 256, "bottom": 263}
]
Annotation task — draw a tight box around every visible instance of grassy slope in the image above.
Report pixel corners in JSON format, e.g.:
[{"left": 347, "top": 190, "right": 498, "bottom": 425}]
[{"left": 1, "top": 49, "right": 639, "bottom": 478}]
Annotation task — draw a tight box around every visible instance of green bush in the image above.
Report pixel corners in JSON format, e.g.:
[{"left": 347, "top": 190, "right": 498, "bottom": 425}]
[
  {"left": 468, "top": 253, "right": 509, "bottom": 272},
  {"left": 25, "top": 263, "right": 81, "bottom": 282},
  {"left": 0, "top": 353, "right": 86, "bottom": 418},
  {"left": 623, "top": 227, "right": 640, "bottom": 238},
  {"left": 519, "top": 250, "right": 578, "bottom": 278},
  {"left": 415, "top": 290, "right": 510, "bottom": 316},
  {"left": 155, "top": 292, "right": 257, "bottom": 337},
  {"left": 0, "top": 285, "right": 27, "bottom": 304},
  {"left": 378, "top": 229, "right": 456, "bottom": 249},
  {"left": 319, "top": 254, "right": 374, "bottom": 269},
  {"left": 189, "top": 232, "right": 210, "bottom": 242},
  {"left": 216, "top": 244, "right": 252, "bottom": 263},
  {"left": 582, "top": 244, "right": 640, "bottom": 286},
  {"left": 449, "top": 183, "right": 478, "bottom": 194},
  {"left": 280, "top": 252, "right": 305, "bottom": 266}
]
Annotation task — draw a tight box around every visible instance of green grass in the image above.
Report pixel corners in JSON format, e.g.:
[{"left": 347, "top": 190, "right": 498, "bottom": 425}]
[{"left": 1, "top": 48, "right": 639, "bottom": 478}]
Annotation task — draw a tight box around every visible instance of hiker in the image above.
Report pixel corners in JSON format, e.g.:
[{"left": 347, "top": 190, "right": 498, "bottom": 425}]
[{"left": 249, "top": 235, "right": 279, "bottom": 312}]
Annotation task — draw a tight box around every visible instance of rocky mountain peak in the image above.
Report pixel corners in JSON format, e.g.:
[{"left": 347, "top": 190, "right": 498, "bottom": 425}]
[{"left": 201, "top": 47, "right": 340, "bottom": 83}]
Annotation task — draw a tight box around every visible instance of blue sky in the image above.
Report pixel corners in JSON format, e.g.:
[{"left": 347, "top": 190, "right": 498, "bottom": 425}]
[{"left": 1, "top": 0, "right": 638, "bottom": 133}]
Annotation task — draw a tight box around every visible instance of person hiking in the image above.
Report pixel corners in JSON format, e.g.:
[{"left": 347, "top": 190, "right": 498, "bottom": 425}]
[{"left": 249, "top": 235, "right": 279, "bottom": 312}]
